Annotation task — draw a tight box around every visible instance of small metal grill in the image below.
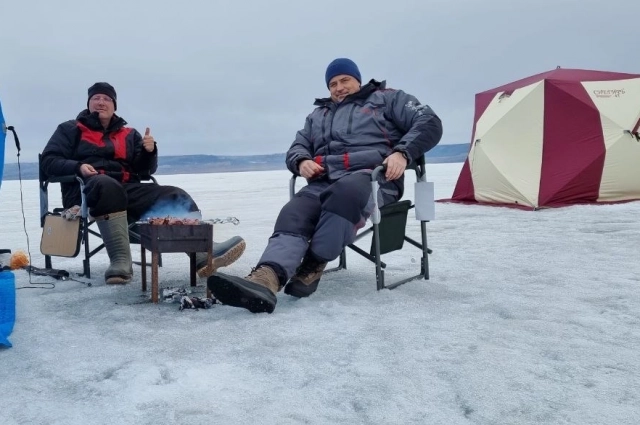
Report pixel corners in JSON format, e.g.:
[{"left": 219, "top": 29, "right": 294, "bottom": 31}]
[
  {"left": 137, "top": 222, "right": 214, "bottom": 303},
  {"left": 137, "top": 222, "right": 213, "bottom": 253}
]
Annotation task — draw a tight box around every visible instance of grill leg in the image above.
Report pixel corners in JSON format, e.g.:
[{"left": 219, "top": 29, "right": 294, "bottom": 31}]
[
  {"left": 189, "top": 252, "right": 196, "bottom": 287},
  {"left": 151, "top": 251, "right": 159, "bottom": 304},
  {"left": 141, "top": 247, "right": 147, "bottom": 292},
  {"left": 206, "top": 245, "right": 213, "bottom": 298}
]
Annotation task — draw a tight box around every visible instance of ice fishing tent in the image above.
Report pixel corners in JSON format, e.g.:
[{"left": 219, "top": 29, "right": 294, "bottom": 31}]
[{"left": 450, "top": 68, "right": 640, "bottom": 209}]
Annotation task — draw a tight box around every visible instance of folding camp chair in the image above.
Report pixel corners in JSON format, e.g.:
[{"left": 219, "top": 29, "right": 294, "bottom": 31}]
[
  {"left": 38, "top": 154, "right": 160, "bottom": 278},
  {"left": 289, "top": 156, "right": 435, "bottom": 290}
]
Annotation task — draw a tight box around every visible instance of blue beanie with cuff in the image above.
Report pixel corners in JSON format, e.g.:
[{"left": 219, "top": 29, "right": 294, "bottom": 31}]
[{"left": 325, "top": 58, "right": 361, "bottom": 87}]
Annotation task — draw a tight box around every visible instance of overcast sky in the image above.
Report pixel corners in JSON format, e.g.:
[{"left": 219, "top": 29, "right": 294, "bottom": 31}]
[{"left": 1, "top": 0, "right": 638, "bottom": 162}]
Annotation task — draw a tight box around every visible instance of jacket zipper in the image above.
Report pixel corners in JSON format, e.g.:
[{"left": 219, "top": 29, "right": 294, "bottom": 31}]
[
  {"left": 346, "top": 104, "right": 357, "bottom": 134},
  {"left": 321, "top": 109, "right": 329, "bottom": 145}
]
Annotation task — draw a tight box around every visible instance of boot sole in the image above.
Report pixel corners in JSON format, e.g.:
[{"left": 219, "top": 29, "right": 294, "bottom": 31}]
[
  {"left": 106, "top": 275, "right": 132, "bottom": 285},
  {"left": 284, "top": 279, "right": 319, "bottom": 298},
  {"left": 207, "top": 272, "right": 276, "bottom": 314},
  {"left": 197, "top": 240, "right": 246, "bottom": 278}
]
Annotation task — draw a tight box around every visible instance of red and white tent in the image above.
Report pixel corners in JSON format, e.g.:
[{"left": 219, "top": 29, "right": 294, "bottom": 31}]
[{"left": 450, "top": 68, "right": 640, "bottom": 209}]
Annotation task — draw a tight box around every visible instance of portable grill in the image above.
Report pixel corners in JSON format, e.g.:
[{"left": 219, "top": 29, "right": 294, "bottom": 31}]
[{"left": 137, "top": 221, "right": 213, "bottom": 303}]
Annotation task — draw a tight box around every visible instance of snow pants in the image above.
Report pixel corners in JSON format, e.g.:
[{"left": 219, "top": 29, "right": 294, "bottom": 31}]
[{"left": 257, "top": 171, "right": 400, "bottom": 285}]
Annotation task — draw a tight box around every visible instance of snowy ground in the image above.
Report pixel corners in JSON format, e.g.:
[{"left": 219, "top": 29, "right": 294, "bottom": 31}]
[{"left": 1, "top": 163, "right": 639, "bottom": 425}]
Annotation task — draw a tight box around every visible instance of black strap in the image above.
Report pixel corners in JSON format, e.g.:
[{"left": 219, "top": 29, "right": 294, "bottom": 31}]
[
  {"left": 6, "top": 125, "right": 20, "bottom": 152},
  {"left": 24, "top": 265, "right": 70, "bottom": 280}
]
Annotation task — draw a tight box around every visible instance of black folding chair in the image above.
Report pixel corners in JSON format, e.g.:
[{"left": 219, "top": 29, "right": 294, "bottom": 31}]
[
  {"left": 289, "top": 156, "right": 434, "bottom": 290},
  {"left": 38, "top": 154, "right": 160, "bottom": 278}
]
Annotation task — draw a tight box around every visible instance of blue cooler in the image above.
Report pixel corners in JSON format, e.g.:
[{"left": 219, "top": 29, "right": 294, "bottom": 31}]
[{"left": 0, "top": 270, "right": 16, "bottom": 348}]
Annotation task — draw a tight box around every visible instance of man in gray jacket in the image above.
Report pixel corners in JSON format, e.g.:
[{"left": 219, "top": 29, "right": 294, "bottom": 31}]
[{"left": 208, "top": 58, "right": 443, "bottom": 313}]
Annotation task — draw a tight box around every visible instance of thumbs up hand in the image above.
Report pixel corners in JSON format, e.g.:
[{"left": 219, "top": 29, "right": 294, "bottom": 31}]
[{"left": 142, "top": 127, "right": 156, "bottom": 152}]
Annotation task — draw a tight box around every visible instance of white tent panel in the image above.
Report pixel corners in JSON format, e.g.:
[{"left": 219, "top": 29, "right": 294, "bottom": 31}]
[
  {"left": 582, "top": 78, "right": 640, "bottom": 130},
  {"left": 598, "top": 132, "right": 640, "bottom": 202},
  {"left": 471, "top": 82, "right": 545, "bottom": 207},
  {"left": 474, "top": 81, "right": 543, "bottom": 141}
]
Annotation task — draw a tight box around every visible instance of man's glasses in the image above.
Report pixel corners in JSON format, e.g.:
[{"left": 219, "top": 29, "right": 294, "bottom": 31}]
[{"left": 89, "top": 95, "right": 113, "bottom": 103}]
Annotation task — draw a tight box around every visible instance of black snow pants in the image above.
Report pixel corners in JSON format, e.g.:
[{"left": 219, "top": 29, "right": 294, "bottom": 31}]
[{"left": 76, "top": 174, "right": 199, "bottom": 221}]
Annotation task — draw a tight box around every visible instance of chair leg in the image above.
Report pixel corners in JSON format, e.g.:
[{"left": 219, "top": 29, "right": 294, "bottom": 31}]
[
  {"left": 369, "top": 219, "right": 432, "bottom": 291},
  {"left": 373, "top": 221, "right": 385, "bottom": 291},
  {"left": 82, "top": 217, "right": 91, "bottom": 278},
  {"left": 83, "top": 258, "right": 90, "bottom": 278},
  {"left": 337, "top": 250, "right": 346, "bottom": 269},
  {"left": 324, "top": 209, "right": 433, "bottom": 291},
  {"left": 324, "top": 249, "right": 347, "bottom": 274},
  {"left": 420, "top": 220, "right": 430, "bottom": 280}
]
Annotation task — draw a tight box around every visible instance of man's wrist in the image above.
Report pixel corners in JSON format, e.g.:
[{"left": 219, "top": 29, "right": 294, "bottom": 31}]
[{"left": 297, "top": 157, "right": 312, "bottom": 169}]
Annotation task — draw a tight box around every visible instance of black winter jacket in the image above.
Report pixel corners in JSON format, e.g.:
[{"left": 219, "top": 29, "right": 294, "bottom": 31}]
[{"left": 41, "top": 110, "right": 158, "bottom": 207}]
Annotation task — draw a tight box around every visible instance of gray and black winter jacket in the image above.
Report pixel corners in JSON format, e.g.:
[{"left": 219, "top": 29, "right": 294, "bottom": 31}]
[{"left": 286, "top": 79, "right": 442, "bottom": 196}]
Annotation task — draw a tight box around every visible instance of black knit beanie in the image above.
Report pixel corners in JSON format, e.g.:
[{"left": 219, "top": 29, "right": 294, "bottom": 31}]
[{"left": 87, "top": 82, "right": 117, "bottom": 110}]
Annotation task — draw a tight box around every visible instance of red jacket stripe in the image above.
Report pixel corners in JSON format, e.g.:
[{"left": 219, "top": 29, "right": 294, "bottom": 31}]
[
  {"left": 77, "top": 123, "right": 105, "bottom": 146},
  {"left": 111, "top": 128, "right": 132, "bottom": 159}
]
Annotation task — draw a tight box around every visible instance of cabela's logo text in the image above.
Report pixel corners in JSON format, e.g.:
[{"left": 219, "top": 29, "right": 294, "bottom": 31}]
[{"left": 593, "top": 89, "right": 625, "bottom": 98}]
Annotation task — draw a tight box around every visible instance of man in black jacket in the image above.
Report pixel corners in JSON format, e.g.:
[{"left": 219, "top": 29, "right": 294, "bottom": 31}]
[{"left": 41, "top": 82, "right": 245, "bottom": 284}]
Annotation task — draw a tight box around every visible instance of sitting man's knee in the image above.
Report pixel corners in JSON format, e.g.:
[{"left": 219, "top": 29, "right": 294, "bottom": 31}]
[
  {"left": 273, "top": 194, "right": 321, "bottom": 237},
  {"left": 88, "top": 174, "right": 121, "bottom": 189},
  {"left": 84, "top": 175, "right": 127, "bottom": 216},
  {"left": 320, "top": 173, "right": 372, "bottom": 224}
]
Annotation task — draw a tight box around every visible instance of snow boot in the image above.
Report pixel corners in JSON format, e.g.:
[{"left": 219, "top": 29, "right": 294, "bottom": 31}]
[
  {"left": 195, "top": 236, "right": 246, "bottom": 278},
  {"left": 96, "top": 210, "right": 133, "bottom": 285},
  {"left": 284, "top": 252, "right": 328, "bottom": 298},
  {"left": 207, "top": 266, "right": 280, "bottom": 314}
]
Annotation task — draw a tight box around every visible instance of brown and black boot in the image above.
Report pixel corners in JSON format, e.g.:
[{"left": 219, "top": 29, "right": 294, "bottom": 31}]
[
  {"left": 284, "top": 253, "right": 328, "bottom": 298},
  {"left": 207, "top": 266, "right": 281, "bottom": 313}
]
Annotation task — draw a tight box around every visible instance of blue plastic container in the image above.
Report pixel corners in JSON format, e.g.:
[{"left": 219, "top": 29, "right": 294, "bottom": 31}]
[{"left": 0, "top": 270, "right": 16, "bottom": 348}]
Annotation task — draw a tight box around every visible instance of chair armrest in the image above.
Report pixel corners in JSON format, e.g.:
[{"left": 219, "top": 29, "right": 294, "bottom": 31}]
[
  {"left": 407, "top": 155, "right": 426, "bottom": 170},
  {"left": 369, "top": 165, "right": 387, "bottom": 224},
  {"left": 46, "top": 175, "right": 80, "bottom": 184},
  {"left": 138, "top": 174, "right": 158, "bottom": 184},
  {"left": 39, "top": 175, "right": 85, "bottom": 226},
  {"left": 371, "top": 165, "right": 386, "bottom": 182},
  {"left": 410, "top": 155, "right": 426, "bottom": 181}
]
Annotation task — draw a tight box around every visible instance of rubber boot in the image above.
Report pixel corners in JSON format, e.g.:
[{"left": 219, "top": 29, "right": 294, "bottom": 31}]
[{"left": 96, "top": 211, "right": 133, "bottom": 285}]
